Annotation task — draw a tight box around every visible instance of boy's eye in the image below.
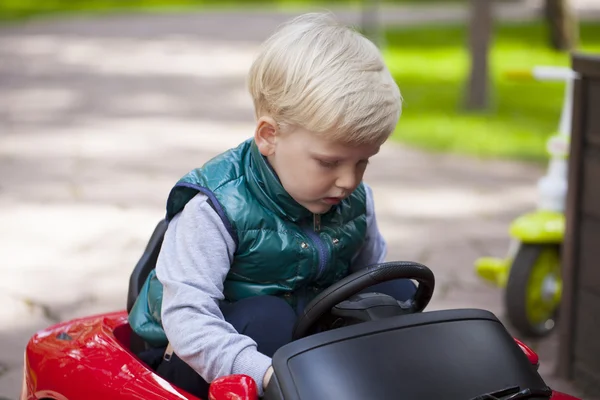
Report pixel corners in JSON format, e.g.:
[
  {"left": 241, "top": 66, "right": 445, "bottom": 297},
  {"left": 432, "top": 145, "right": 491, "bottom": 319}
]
[{"left": 317, "top": 159, "right": 338, "bottom": 168}]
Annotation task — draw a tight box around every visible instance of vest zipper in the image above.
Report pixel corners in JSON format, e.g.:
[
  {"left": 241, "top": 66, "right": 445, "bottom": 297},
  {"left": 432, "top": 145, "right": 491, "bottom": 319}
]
[
  {"left": 303, "top": 214, "right": 328, "bottom": 280},
  {"left": 313, "top": 213, "right": 321, "bottom": 232}
]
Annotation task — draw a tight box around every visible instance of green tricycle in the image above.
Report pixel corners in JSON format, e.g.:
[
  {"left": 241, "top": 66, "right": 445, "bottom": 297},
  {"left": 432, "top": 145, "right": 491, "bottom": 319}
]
[{"left": 475, "top": 66, "right": 578, "bottom": 338}]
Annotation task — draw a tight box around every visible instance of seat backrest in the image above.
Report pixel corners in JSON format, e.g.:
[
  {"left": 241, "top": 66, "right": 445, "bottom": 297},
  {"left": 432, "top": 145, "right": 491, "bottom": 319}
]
[{"left": 126, "top": 219, "right": 168, "bottom": 313}]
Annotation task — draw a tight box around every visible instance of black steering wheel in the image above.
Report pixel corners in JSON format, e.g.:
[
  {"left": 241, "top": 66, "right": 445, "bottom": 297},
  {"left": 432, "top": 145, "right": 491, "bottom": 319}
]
[{"left": 292, "top": 261, "right": 435, "bottom": 340}]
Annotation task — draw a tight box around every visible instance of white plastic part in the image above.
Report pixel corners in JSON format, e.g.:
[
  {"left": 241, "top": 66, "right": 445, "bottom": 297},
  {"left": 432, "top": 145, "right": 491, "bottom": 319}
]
[
  {"left": 532, "top": 66, "right": 579, "bottom": 212},
  {"left": 537, "top": 159, "right": 568, "bottom": 212},
  {"left": 532, "top": 66, "right": 579, "bottom": 82}
]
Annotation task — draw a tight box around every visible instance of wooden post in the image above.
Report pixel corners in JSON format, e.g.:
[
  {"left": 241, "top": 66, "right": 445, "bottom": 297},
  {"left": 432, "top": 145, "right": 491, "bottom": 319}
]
[
  {"left": 556, "top": 62, "right": 585, "bottom": 381},
  {"left": 558, "top": 55, "right": 600, "bottom": 396}
]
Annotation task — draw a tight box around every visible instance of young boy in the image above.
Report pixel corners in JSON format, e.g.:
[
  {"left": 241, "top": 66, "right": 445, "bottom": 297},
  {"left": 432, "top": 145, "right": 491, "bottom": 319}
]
[{"left": 131, "top": 12, "right": 414, "bottom": 398}]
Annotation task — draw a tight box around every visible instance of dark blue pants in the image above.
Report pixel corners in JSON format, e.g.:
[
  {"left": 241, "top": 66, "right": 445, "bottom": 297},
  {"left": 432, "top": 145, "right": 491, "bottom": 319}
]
[{"left": 153, "top": 279, "right": 416, "bottom": 397}]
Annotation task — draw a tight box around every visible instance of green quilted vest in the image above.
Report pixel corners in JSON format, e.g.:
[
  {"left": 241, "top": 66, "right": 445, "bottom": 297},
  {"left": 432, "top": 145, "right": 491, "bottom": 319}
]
[{"left": 129, "top": 139, "right": 367, "bottom": 346}]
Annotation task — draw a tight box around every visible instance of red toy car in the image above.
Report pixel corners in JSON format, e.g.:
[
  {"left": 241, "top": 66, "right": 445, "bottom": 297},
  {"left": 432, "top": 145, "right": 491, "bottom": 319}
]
[{"left": 21, "top": 221, "right": 580, "bottom": 400}]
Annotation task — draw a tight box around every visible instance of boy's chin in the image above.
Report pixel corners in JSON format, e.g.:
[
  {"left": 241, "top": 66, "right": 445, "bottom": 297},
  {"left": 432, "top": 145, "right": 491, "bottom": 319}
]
[{"left": 302, "top": 201, "right": 333, "bottom": 215}]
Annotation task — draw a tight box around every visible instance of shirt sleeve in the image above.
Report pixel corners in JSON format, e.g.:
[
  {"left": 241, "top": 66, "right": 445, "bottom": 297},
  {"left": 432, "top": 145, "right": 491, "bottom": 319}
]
[
  {"left": 350, "top": 183, "right": 388, "bottom": 272},
  {"left": 156, "top": 193, "right": 272, "bottom": 395}
]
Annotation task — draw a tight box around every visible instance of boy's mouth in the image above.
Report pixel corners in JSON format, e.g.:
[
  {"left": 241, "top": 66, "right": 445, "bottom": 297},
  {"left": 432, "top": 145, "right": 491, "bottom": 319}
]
[{"left": 322, "top": 197, "right": 342, "bottom": 205}]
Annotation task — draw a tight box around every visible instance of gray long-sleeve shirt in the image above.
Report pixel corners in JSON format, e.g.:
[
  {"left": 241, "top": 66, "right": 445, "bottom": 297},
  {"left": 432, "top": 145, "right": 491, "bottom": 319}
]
[{"left": 155, "top": 183, "right": 386, "bottom": 395}]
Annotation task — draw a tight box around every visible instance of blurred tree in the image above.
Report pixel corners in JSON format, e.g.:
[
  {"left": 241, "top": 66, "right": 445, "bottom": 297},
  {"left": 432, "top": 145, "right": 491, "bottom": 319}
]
[
  {"left": 465, "top": 0, "right": 493, "bottom": 111},
  {"left": 545, "top": 0, "right": 579, "bottom": 51}
]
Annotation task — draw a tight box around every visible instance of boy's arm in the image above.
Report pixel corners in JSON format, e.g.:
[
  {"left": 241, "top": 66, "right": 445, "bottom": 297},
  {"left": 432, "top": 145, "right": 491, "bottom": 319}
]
[
  {"left": 156, "top": 193, "right": 272, "bottom": 395},
  {"left": 350, "top": 183, "right": 387, "bottom": 272}
]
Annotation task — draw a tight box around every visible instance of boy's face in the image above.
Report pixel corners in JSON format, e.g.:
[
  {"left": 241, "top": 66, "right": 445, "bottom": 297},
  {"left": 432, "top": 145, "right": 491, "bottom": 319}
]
[{"left": 255, "top": 119, "right": 380, "bottom": 214}]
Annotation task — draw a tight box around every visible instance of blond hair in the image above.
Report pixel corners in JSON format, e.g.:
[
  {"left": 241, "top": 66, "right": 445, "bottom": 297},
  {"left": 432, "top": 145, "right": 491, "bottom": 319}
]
[{"left": 248, "top": 12, "right": 402, "bottom": 146}]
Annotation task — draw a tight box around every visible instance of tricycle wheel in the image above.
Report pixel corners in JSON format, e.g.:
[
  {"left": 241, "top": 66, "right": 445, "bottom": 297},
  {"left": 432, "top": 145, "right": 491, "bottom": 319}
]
[{"left": 504, "top": 243, "right": 562, "bottom": 338}]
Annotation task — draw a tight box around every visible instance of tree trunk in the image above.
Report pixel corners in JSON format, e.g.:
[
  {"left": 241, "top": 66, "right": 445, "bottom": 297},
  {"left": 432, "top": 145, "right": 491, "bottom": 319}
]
[
  {"left": 361, "top": 0, "right": 384, "bottom": 48},
  {"left": 545, "top": 0, "right": 579, "bottom": 51},
  {"left": 465, "top": 0, "right": 493, "bottom": 111}
]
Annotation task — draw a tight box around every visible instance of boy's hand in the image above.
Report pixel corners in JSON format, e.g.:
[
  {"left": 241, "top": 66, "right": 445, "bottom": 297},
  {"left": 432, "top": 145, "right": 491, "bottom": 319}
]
[{"left": 263, "top": 366, "right": 274, "bottom": 390}]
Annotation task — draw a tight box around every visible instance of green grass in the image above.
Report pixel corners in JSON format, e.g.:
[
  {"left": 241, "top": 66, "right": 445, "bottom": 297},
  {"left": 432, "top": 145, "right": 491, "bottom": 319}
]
[{"left": 384, "top": 22, "right": 600, "bottom": 161}]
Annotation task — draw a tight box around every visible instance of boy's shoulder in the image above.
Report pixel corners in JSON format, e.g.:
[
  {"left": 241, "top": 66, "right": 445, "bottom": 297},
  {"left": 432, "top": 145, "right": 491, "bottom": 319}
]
[
  {"left": 202, "top": 138, "right": 252, "bottom": 172},
  {"left": 166, "top": 139, "right": 253, "bottom": 221},
  {"left": 179, "top": 139, "right": 253, "bottom": 187}
]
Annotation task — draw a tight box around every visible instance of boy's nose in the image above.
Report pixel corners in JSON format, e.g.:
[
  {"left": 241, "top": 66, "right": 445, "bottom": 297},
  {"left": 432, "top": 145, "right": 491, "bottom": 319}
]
[{"left": 335, "top": 170, "right": 359, "bottom": 191}]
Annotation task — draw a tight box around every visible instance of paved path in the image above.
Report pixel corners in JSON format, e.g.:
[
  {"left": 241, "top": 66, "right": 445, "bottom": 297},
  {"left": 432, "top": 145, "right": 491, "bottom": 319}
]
[{"left": 2, "top": 1, "right": 599, "bottom": 398}]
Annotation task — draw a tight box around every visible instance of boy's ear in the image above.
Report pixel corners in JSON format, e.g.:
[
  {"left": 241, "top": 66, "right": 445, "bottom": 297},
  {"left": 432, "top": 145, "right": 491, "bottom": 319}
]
[{"left": 254, "top": 116, "right": 279, "bottom": 156}]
